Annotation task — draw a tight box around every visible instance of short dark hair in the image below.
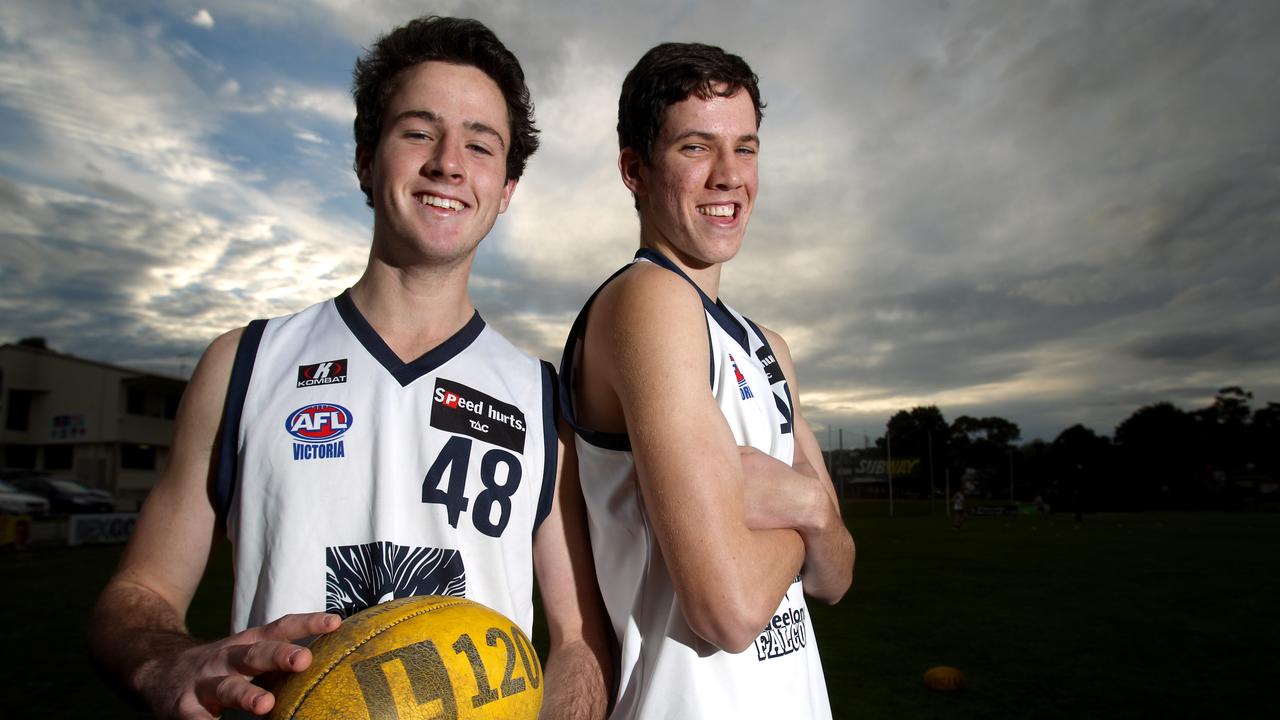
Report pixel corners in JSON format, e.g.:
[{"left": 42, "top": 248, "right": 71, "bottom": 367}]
[
  {"left": 617, "top": 42, "right": 764, "bottom": 164},
  {"left": 351, "top": 15, "right": 539, "bottom": 206}
]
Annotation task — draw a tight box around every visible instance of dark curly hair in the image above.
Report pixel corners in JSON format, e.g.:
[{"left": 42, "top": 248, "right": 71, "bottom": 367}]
[
  {"left": 618, "top": 42, "right": 764, "bottom": 165},
  {"left": 351, "top": 15, "right": 539, "bottom": 207}
]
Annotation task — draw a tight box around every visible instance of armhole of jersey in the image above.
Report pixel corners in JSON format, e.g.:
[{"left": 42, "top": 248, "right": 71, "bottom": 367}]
[
  {"left": 533, "top": 360, "right": 559, "bottom": 533},
  {"left": 558, "top": 263, "right": 633, "bottom": 452},
  {"left": 214, "top": 319, "right": 267, "bottom": 531},
  {"left": 706, "top": 319, "right": 717, "bottom": 391}
]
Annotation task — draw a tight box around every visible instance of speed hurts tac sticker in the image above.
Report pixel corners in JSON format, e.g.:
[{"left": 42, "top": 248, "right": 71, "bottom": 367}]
[{"left": 430, "top": 378, "right": 526, "bottom": 453}]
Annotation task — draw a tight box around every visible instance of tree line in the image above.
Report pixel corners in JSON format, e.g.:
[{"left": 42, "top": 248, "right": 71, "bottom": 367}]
[{"left": 875, "top": 387, "right": 1279, "bottom": 511}]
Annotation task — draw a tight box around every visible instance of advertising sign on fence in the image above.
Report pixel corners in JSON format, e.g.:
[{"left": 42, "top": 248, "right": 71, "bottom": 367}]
[{"left": 68, "top": 513, "right": 139, "bottom": 546}]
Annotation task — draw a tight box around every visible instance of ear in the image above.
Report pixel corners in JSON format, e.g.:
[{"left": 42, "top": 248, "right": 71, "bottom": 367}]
[
  {"left": 355, "top": 145, "right": 373, "bottom": 189},
  {"left": 618, "top": 147, "right": 647, "bottom": 198},
  {"left": 497, "top": 178, "right": 518, "bottom": 214}
]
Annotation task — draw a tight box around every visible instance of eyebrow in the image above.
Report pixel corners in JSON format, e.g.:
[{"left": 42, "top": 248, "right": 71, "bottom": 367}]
[
  {"left": 671, "top": 129, "right": 760, "bottom": 145},
  {"left": 391, "top": 110, "right": 508, "bottom": 151}
]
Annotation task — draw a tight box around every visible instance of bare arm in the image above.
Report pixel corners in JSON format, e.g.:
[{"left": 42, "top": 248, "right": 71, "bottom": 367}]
[
  {"left": 89, "top": 328, "right": 339, "bottom": 720},
  {"left": 533, "top": 420, "right": 612, "bottom": 720},
  {"left": 739, "top": 327, "right": 854, "bottom": 604},
  {"left": 581, "top": 266, "right": 805, "bottom": 652}
]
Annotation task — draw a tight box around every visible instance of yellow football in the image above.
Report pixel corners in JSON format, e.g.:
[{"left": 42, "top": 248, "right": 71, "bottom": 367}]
[
  {"left": 270, "top": 595, "right": 542, "bottom": 719},
  {"left": 923, "top": 665, "right": 966, "bottom": 692}
]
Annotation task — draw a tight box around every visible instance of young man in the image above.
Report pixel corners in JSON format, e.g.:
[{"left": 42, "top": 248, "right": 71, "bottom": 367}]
[
  {"left": 559, "top": 43, "right": 855, "bottom": 718},
  {"left": 90, "top": 16, "right": 609, "bottom": 720}
]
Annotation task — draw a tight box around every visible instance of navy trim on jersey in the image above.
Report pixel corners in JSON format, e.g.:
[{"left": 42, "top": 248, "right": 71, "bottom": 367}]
[
  {"left": 533, "top": 361, "right": 559, "bottom": 533},
  {"left": 215, "top": 319, "right": 267, "bottom": 530},
  {"left": 558, "top": 263, "right": 634, "bottom": 452},
  {"left": 741, "top": 316, "right": 795, "bottom": 434},
  {"left": 335, "top": 289, "right": 485, "bottom": 387}
]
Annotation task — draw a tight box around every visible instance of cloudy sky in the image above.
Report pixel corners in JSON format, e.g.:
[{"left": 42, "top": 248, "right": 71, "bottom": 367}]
[{"left": 2, "top": 0, "right": 1277, "bottom": 444}]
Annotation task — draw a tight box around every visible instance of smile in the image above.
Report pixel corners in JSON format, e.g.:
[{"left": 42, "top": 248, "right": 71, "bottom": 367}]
[
  {"left": 697, "top": 203, "right": 736, "bottom": 218},
  {"left": 417, "top": 193, "right": 466, "bottom": 211}
]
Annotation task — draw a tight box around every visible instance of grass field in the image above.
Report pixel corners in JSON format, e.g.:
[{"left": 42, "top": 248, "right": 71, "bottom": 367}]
[{"left": 2, "top": 504, "right": 1275, "bottom": 718}]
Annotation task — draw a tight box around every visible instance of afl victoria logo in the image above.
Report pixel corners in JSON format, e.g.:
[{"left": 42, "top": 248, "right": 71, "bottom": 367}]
[{"left": 286, "top": 403, "right": 353, "bottom": 443}]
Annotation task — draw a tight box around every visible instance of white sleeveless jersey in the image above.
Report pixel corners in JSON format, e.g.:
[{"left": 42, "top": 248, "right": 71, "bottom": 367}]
[
  {"left": 560, "top": 249, "right": 832, "bottom": 719},
  {"left": 216, "top": 291, "right": 557, "bottom": 636}
]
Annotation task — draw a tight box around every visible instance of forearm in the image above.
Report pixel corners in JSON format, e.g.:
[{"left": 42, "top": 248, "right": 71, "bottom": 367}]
[
  {"left": 794, "top": 491, "right": 854, "bottom": 603},
  {"left": 673, "top": 523, "right": 805, "bottom": 652},
  {"left": 538, "top": 638, "right": 610, "bottom": 720},
  {"left": 90, "top": 580, "right": 198, "bottom": 710},
  {"left": 741, "top": 453, "right": 853, "bottom": 603}
]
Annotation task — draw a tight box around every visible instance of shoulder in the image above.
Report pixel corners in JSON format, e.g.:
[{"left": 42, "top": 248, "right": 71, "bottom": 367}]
[
  {"left": 200, "top": 326, "right": 247, "bottom": 375},
  {"left": 582, "top": 263, "right": 712, "bottom": 399},
  {"left": 756, "top": 322, "right": 798, "bottom": 367},
  {"left": 756, "top": 322, "right": 784, "bottom": 348},
  {"left": 592, "top": 262, "right": 705, "bottom": 338},
  {"left": 183, "top": 325, "right": 253, "bottom": 406},
  {"left": 159, "top": 326, "right": 253, "bottom": 454},
  {"left": 475, "top": 321, "right": 543, "bottom": 369}
]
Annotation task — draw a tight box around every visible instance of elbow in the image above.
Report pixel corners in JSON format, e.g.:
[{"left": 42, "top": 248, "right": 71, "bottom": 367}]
[
  {"left": 807, "top": 575, "right": 851, "bottom": 606},
  {"left": 682, "top": 599, "right": 769, "bottom": 654}
]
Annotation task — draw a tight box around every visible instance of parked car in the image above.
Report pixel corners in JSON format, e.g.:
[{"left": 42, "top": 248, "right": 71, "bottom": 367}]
[
  {"left": 0, "top": 480, "right": 51, "bottom": 516},
  {"left": 7, "top": 474, "right": 115, "bottom": 514}
]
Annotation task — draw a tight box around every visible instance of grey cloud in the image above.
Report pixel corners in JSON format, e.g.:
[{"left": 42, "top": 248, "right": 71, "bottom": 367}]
[
  {"left": 1128, "top": 327, "right": 1280, "bottom": 366},
  {"left": 3, "top": 0, "right": 1278, "bottom": 444}
]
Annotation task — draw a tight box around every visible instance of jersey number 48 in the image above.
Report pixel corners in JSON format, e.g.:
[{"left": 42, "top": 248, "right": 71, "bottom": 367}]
[{"left": 422, "top": 435, "right": 522, "bottom": 538}]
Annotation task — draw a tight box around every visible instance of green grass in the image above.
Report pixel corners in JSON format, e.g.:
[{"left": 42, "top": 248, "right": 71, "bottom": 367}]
[{"left": 2, "top": 506, "right": 1275, "bottom": 718}]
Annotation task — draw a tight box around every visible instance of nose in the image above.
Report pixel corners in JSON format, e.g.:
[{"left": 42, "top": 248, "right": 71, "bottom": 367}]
[
  {"left": 708, "top": 150, "right": 743, "bottom": 191},
  {"left": 425, "top": 137, "right": 464, "bottom": 181}
]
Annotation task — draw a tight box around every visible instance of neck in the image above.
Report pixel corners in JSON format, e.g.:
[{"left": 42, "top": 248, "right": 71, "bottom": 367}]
[
  {"left": 348, "top": 253, "right": 476, "bottom": 362},
  {"left": 638, "top": 234, "right": 723, "bottom": 300}
]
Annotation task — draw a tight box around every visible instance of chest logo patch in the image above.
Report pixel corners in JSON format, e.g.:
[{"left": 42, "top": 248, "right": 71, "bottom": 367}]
[
  {"left": 297, "top": 358, "right": 348, "bottom": 388},
  {"left": 326, "top": 542, "right": 465, "bottom": 619},
  {"left": 430, "top": 378, "right": 526, "bottom": 453},
  {"left": 286, "top": 403, "right": 353, "bottom": 443}
]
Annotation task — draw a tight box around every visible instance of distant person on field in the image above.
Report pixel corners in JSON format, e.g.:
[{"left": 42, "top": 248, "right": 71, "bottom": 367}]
[
  {"left": 88, "top": 16, "right": 609, "bottom": 720},
  {"left": 953, "top": 490, "right": 967, "bottom": 529}
]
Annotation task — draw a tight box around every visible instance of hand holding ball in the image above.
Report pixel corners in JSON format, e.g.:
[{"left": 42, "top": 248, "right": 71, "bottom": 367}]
[{"left": 270, "top": 596, "right": 542, "bottom": 719}]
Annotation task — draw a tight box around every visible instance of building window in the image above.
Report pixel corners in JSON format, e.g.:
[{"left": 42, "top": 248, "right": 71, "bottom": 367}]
[
  {"left": 5, "top": 389, "right": 34, "bottom": 431},
  {"left": 120, "top": 443, "right": 157, "bottom": 470},
  {"left": 164, "top": 392, "right": 181, "bottom": 419},
  {"left": 44, "top": 444, "right": 73, "bottom": 470},
  {"left": 3, "top": 444, "right": 36, "bottom": 469},
  {"left": 126, "top": 387, "right": 146, "bottom": 416}
]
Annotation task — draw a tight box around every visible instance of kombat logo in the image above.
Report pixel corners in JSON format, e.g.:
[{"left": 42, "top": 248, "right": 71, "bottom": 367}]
[
  {"left": 430, "top": 378, "right": 526, "bottom": 453},
  {"left": 285, "top": 403, "right": 352, "bottom": 461},
  {"left": 297, "top": 359, "right": 348, "bottom": 388},
  {"left": 754, "top": 606, "right": 808, "bottom": 662}
]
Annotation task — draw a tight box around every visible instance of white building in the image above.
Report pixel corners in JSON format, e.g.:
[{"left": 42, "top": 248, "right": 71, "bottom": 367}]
[{"left": 0, "top": 342, "right": 185, "bottom": 510}]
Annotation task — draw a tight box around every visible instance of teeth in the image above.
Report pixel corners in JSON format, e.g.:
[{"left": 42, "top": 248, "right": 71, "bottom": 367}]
[
  {"left": 420, "top": 194, "right": 464, "bottom": 211},
  {"left": 697, "top": 204, "right": 735, "bottom": 217}
]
